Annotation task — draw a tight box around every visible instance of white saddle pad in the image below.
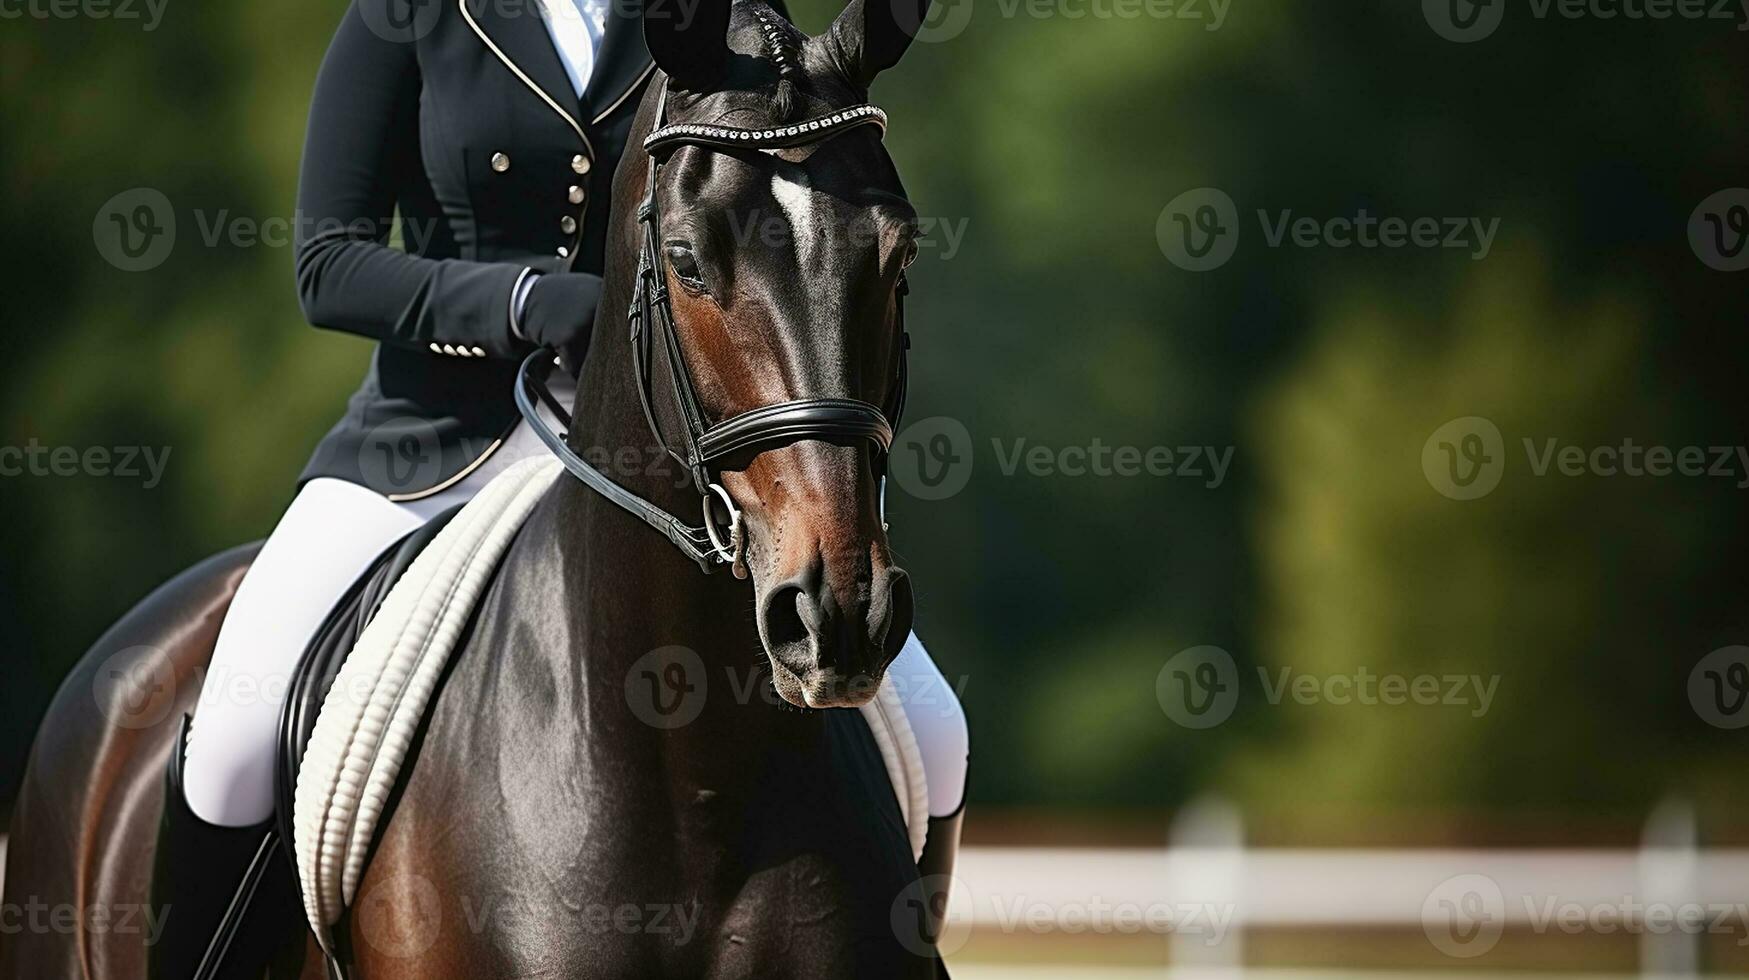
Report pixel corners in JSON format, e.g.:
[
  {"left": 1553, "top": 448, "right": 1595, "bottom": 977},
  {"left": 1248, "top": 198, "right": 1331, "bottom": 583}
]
[{"left": 292, "top": 457, "right": 928, "bottom": 953}]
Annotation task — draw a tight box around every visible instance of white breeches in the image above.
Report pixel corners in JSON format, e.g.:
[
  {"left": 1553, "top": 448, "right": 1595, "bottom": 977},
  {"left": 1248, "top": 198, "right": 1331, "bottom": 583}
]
[{"left": 182, "top": 415, "right": 969, "bottom": 827}]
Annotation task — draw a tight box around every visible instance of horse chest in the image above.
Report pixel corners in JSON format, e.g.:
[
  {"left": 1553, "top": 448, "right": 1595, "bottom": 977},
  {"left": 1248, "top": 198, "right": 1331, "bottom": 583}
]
[
  {"left": 566, "top": 850, "right": 931, "bottom": 980},
  {"left": 355, "top": 499, "right": 935, "bottom": 978}
]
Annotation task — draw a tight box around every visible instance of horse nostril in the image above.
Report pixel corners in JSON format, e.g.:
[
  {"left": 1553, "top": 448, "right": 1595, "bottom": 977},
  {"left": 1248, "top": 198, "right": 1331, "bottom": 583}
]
[{"left": 759, "top": 581, "right": 811, "bottom": 659}]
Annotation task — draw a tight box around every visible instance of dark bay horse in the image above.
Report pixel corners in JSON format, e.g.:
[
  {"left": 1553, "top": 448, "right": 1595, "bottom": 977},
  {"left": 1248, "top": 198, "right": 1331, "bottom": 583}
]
[{"left": 3, "top": 0, "right": 945, "bottom": 975}]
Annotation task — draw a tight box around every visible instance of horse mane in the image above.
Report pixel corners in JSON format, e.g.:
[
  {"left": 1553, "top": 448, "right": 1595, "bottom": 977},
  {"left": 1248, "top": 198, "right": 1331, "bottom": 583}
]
[{"left": 747, "top": 0, "right": 806, "bottom": 121}]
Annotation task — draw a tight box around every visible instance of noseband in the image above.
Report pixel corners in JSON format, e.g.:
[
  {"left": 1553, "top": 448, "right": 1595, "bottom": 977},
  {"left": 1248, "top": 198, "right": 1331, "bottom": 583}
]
[{"left": 517, "top": 78, "right": 910, "bottom": 575}]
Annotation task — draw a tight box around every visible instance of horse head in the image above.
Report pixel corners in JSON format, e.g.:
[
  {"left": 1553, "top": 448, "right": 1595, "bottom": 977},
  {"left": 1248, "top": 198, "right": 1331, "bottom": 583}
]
[{"left": 633, "top": 0, "right": 929, "bottom": 709}]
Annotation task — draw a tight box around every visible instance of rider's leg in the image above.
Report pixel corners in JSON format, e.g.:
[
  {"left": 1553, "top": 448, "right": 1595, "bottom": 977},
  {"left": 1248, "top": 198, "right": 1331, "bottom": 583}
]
[
  {"left": 181, "top": 478, "right": 427, "bottom": 826},
  {"left": 886, "top": 631, "right": 968, "bottom": 947},
  {"left": 888, "top": 631, "right": 968, "bottom": 818},
  {"left": 150, "top": 480, "right": 425, "bottom": 979}
]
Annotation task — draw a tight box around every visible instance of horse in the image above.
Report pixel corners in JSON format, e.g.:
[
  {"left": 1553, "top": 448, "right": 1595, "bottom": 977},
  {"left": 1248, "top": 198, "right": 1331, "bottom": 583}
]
[{"left": 2, "top": 0, "right": 948, "bottom": 975}]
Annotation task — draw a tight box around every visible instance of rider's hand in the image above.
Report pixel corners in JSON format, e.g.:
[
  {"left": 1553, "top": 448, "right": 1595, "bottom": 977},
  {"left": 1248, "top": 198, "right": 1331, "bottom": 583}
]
[{"left": 520, "top": 272, "right": 602, "bottom": 376}]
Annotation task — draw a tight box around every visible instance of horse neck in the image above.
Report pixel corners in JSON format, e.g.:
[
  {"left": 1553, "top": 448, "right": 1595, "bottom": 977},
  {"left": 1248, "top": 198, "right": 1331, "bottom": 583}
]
[
  {"left": 553, "top": 373, "right": 823, "bottom": 823},
  {"left": 551, "top": 122, "right": 824, "bottom": 801}
]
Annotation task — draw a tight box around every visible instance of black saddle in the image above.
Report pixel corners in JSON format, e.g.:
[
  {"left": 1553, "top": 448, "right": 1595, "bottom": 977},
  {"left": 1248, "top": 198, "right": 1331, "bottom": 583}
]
[{"left": 273, "top": 503, "right": 461, "bottom": 852}]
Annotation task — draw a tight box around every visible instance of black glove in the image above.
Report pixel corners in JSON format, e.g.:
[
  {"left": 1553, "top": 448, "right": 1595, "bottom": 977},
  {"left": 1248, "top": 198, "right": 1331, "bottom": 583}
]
[{"left": 520, "top": 272, "right": 602, "bottom": 376}]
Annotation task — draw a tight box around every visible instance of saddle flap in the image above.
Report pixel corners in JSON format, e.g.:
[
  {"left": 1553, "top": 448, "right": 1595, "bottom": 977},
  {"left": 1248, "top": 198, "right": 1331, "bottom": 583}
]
[{"left": 272, "top": 504, "right": 464, "bottom": 866}]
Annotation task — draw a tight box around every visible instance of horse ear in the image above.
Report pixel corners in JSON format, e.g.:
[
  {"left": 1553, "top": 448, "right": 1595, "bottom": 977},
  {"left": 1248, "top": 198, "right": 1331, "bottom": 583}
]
[
  {"left": 645, "top": 0, "right": 733, "bottom": 91},
  {"left": 829, "top": 0, "right": 931, "bottom": 87}
]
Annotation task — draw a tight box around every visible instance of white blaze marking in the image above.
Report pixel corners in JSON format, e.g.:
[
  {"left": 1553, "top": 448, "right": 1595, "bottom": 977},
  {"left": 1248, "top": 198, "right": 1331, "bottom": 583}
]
[{"left": 770, "top": 170, "right": 818, "bottom": 271}]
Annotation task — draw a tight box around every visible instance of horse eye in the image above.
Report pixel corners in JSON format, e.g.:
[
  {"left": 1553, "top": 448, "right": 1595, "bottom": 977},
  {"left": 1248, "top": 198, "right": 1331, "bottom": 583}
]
[{"left": 664, "top": 241, "right": 707, "bottom": 291}]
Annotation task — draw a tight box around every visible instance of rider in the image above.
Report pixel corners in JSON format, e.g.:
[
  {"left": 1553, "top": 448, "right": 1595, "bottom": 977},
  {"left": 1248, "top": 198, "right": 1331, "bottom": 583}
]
[{"left": 146, "top": 0, "right": 969, "bottom": 974}]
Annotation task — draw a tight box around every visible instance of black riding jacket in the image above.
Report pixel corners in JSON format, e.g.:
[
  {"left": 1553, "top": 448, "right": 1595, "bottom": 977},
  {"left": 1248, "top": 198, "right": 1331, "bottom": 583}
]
[{"left": 292, "top": 0, "right": 660, "bottom": 499}]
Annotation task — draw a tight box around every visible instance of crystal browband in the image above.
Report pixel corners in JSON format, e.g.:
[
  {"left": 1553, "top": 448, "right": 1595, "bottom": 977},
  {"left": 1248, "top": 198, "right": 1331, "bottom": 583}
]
[{"left": 643, "top": 104, "right": 888, "bottom": 156}]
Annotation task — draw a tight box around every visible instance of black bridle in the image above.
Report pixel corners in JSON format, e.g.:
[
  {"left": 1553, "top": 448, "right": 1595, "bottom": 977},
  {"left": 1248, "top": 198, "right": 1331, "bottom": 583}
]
[{"left": 517, "top": 79, "right": 910, "bottom": 575}]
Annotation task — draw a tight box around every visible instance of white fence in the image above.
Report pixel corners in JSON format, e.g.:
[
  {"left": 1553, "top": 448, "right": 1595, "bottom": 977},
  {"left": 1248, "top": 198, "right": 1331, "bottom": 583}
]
[
  {"left": 7, "top": 799, "right": 1743, "bottom": 978},
  {"left": 948, "top": 798, "right": 1748, "bottom": 977}
]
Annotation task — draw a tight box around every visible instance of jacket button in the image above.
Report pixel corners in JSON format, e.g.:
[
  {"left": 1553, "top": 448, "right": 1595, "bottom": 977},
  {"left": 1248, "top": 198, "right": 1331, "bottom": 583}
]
[
  {"left": 491, "top": 152, "right": 510, "bottom": 173},
  {"left": 560, "top": 215, "right": 577, "bottom": 234},
  {"left": 568, "top": 185, "right": 585, "bottom": 204},
  {"left": 571, "top": 154, "right": 590, "bottom": 175},
  {"left": 470, "top": 346, "right": 486, "bottom": 357},
  {"left": 442, "top": 344, "right": 457, "bottom": 355},
  {"left": 429, "top": 342, "right": 441, "bottom": 353},
  {"left": 557, "top": 245, "right": 569, "bottom": 258}
]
